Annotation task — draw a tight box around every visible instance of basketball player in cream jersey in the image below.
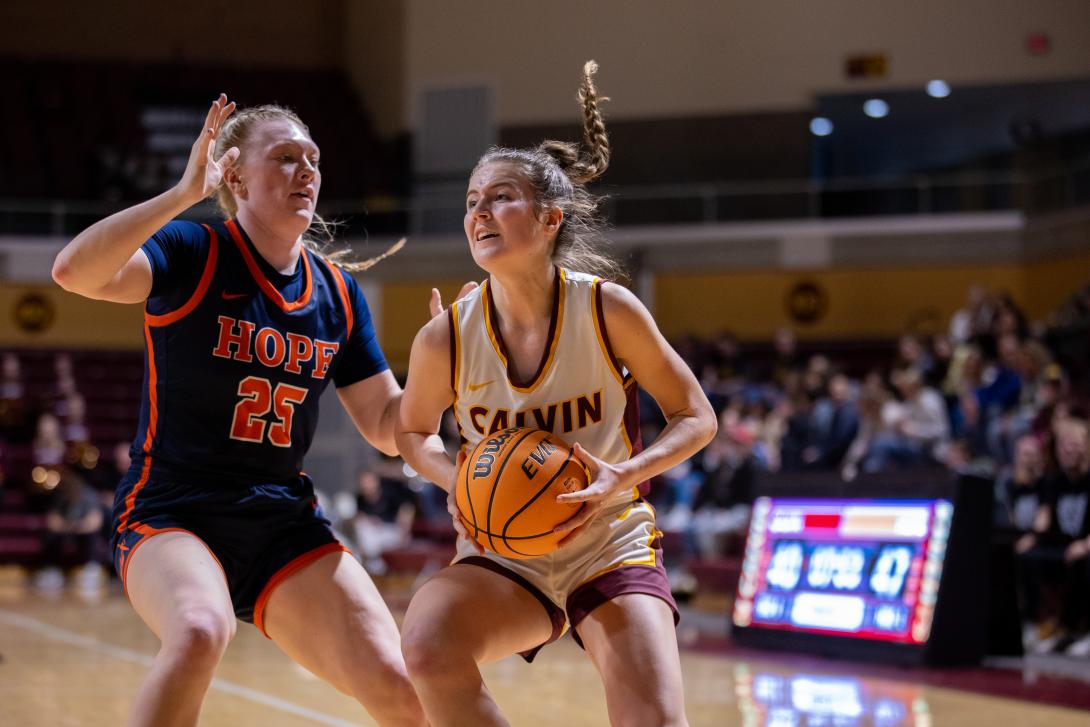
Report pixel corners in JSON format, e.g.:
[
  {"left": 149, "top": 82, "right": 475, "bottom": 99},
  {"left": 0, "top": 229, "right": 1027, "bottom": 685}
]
[{"left": 397, "top": 63, "right": 717, "bottom": 727}]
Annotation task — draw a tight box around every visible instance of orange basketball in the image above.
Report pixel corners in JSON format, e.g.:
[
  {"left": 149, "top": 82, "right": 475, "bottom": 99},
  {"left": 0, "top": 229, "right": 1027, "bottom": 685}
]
[{"left": 455, "top": 427, "right": 589, "bottom": 559}]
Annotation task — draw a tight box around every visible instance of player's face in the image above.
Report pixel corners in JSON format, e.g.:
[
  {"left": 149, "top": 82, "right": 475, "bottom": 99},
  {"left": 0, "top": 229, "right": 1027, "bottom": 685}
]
[
  {"left": 235, "top": 118, "right": 321, "bottom": 234},
  {"left": 464, "top": 162, "right": 560, "bottom": 273}
]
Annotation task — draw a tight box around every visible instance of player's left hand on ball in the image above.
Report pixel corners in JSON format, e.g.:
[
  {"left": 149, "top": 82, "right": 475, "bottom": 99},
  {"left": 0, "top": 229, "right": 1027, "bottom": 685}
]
[
  {"left": 553, "top": 443, "right": 627, "bottom": 547},
  {"left": 446, "top": 450, "right": 484, "bottom": 554}
]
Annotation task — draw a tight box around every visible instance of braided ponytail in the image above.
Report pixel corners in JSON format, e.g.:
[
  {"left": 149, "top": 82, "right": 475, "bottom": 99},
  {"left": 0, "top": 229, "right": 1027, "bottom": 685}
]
[{"left": 472, "top": 61, "right": 623, "bottom": 281}]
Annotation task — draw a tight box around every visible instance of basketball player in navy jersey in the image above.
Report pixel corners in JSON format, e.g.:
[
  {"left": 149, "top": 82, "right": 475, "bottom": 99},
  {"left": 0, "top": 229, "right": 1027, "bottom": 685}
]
[
  {"left": 396, "top": 64, "right": 717, "bottom": 726},
  {"left": 53, "top": 95, "right": 425, "bottom": 727}
]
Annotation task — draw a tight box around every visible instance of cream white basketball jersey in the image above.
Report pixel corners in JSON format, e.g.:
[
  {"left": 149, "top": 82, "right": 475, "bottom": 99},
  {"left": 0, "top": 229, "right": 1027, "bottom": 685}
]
[{"left": 449, "top": 268, "right": 644, "bottom": 506}]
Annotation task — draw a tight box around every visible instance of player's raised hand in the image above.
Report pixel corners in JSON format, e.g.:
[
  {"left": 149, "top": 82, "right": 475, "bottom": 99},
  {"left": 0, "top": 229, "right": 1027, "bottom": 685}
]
[
  {"left": 429, "top": 282, "right": 480, "bottom": 318},
  {"left": 177, "top": 93, "right": 239, "bottom": 205}
]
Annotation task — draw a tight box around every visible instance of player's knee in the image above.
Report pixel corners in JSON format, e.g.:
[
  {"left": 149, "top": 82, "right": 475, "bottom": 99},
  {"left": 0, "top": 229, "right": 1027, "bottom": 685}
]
[
  {"left": 401, "top": 621, "right": 460, "bottom": 680},
  {"left": 165, "top": 607, "right": 235, "bottom": 666},
  {"left": 358, "top": 660, "right": 423, "bottom": 723}
]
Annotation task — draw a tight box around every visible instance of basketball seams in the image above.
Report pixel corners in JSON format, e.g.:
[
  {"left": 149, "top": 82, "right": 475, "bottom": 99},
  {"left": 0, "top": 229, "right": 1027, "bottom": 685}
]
[
  {"left": 499, "top": 447, "right": 579, "bottom": 545},
  {"left": 483, "top": 428, "right": 541, "bottom": 553}
]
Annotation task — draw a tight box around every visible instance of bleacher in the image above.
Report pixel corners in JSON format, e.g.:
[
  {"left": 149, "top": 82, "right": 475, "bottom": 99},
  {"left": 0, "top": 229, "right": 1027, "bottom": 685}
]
[{"left": 1, "top": 56, "right": 402, "bottom": 221}]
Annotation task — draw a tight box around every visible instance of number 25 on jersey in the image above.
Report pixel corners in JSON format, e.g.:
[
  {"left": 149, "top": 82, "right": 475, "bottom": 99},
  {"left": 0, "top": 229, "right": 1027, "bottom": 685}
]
[{"left": 230, "top": 376, "right": 308, "bottom": 447}]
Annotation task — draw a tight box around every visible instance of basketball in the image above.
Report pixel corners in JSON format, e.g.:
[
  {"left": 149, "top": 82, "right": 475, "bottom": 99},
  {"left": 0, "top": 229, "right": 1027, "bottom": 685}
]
[{"left": 455, "top": 427, "right": 589, "bottom": 559}]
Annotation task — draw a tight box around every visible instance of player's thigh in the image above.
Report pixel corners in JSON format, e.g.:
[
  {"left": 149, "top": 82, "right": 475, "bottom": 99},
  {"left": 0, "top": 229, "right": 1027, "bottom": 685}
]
[
  {"left": 263, "top": 551, "right": 405, "bottom": 683},
  {"left": 576, "top": 593, "right": 687, "bottom": 724},
  {"left": 402, "top": 563, "right": 555, "bottom": 665},
  {"left": 125, "top": 531, "right": 235, "bottom": 644}
]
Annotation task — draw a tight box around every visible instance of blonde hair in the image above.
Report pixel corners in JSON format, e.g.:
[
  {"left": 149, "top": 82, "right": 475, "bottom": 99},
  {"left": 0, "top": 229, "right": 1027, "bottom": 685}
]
[
  {"left": 214, "top": 105, "right": 402, "bottom": 272},
  {"left": 471, "top": 61, "right": 623, "bottom": 281}
]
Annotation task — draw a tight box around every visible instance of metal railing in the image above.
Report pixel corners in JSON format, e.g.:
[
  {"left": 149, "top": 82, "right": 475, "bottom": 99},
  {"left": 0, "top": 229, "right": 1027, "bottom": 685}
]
[{"left": 3, "top": 163, "right": 1088, "bottom": 238}]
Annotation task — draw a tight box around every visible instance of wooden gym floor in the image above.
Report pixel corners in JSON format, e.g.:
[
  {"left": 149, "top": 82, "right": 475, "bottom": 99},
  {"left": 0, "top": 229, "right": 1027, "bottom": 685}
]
[{"left": 2, "top": 569, "right": 1089, "bottom": 726}]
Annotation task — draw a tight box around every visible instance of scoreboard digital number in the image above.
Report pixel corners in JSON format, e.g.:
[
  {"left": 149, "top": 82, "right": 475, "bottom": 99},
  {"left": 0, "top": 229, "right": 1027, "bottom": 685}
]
[{"left": 733, "top": 498, "right": 953, "bottom": 645}]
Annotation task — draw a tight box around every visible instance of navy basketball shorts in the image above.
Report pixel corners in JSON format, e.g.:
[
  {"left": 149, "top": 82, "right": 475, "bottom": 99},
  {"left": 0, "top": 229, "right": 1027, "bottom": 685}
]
[
  {"left": 453, "top": 498, "right": 678, "bottom": 662},
  {"left": 111, "top": 472, "right": 348, "bottom": 637}
]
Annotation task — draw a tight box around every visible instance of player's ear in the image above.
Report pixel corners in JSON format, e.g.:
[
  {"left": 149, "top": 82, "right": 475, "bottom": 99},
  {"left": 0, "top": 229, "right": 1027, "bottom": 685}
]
[
  {"left": 541, "top": 205, "right": 563, "bottom": 232},
  {"left": 223, "top": 164, "right": 246, "bottom": 199}
]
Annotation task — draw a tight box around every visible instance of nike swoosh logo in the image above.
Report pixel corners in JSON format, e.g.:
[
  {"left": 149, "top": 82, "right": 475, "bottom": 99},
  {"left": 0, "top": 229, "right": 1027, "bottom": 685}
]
[
  {"left": 467, "top": 379, "right": 495, "bottom": 392},
  {"left": 221, "top": 291, "right": 249, "bottom": 300}
]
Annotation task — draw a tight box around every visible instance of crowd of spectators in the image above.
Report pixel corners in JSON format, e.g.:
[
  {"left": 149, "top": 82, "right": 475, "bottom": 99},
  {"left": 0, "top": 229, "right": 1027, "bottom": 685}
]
[
  {"left": 645, "top": 282, "right": 1090, "bottom": 657},
  {"left": 0, "top": 352, "right": 116, "bottom": 589}
]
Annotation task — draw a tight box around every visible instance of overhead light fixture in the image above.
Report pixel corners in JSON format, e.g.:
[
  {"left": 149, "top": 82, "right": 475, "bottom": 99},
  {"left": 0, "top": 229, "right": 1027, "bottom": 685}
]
[
  {"left": 863, "top": 99, "right": 890, "bottom": 118},
  {"left": 926, "top": 80, "right": 951, "bottom": 98},
  {"left": 809, "top": 117, "right": 834, "bottom": 137}
]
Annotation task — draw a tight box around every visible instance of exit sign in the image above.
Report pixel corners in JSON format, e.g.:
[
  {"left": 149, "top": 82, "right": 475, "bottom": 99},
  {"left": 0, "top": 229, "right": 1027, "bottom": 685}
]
[{"left": 845, "top": 54, "right": 889, "bottom": 79}]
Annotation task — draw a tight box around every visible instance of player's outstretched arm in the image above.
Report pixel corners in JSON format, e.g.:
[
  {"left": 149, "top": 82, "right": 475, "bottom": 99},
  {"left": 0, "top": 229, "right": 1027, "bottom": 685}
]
[
  {"left": 395, "top": 313, "right": 483, "bottom": 551},
  {"left": 337, "top": 370, "right": 402, "bottom": 457},
  {"left": 395, "top": 314, "right": 457, "bottom": 490},
  {"left": 52, "top": 94, "right": 239, "bottom": 303}
]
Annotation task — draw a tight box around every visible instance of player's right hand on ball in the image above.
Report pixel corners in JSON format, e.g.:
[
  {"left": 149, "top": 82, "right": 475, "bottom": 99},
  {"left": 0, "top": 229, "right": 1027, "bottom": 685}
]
[
  {"left": 177, "top": 93, "right": 240, "bottom": 205},
  {"left": 447, "top": 450, "right": 485, "bottom": 554}
]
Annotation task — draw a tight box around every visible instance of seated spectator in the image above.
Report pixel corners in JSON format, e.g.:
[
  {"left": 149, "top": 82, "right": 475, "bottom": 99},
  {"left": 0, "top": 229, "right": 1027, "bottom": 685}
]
[
  {"left": 949, "top": 284, "right": 994, "bottom": 345},
  {"left": 35, "top": 470, "right": 105, "bottom": 590},
  {"left": 350, "top": 469, "right": 416, "bottom": 576},
  {"left": 928, "top": 333, "right": 954, "bottom": 390},
  {"left": 803, "top": 373, "right": 859, "bottom": 470},
  {"left": 841, "top": 371, "right": 894, "bottom": 481},
  {"left": 1038, "top": 418, "right": 1090, "bottom": 655},
  {"left": 688, "top": 421, "right": 756, "bottom": 559},
  {"left": 0, "top": 352, "right": 32, "bottom": 441},
  {"left": 978, "top": 334, "right": 1024, "bottom": 461},
  {"left": 33, "top": 413, "right": 67, "bottom": 468},
  {"left": 896, "top": 334, "right": 935, "bottom": 382},
  {"left": 59, "top": 393, "right": 91, "bottom": 445},
  {"left": 861, "top": 368, "right": 949, "bottom": 473},
  {"left": 768, "top": 326, "right": 805, "bottom": 388}
]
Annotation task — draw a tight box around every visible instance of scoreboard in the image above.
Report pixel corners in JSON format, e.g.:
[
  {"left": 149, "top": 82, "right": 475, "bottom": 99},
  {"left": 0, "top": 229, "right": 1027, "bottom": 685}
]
[
  {"left": 731, "top": 473, "right": 991, "bottom": 664},
  {"left": 733, "top": 498, "right": 952, "bottom": 644}
]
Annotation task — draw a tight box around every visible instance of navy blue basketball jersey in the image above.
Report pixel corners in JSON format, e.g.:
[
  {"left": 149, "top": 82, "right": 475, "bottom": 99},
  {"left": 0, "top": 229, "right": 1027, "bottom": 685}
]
[{"left": 118, "top": 219, "right": 386, "bottom": 531}]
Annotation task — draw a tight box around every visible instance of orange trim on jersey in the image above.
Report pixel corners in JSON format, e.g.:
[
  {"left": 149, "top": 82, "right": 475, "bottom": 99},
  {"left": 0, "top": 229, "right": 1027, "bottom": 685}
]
[
  {"left": 121, "top": 225, "right": 221, "bottom": 530},
  {"left": 591, "top": 278, "right": 625, "bottom": 386},
  {"left": 116, "top": 319, "right": 159, "bottom": 534},
  {"left": 119, "top": 526, "right": 226, "bottom": 597},
  {"left": 145, "top": 225, "right": 220, "bottom": 327},
  {"left": 322, "top": 258, "right": 354, "bottom": 338},
  {"left": 225, "top": 218, "right": 313, "bottom": 312},
  {"left": 252, "top": 542, "right": 349, "bottom": 638},
  {"left": 481, "top": 268, "right": 566, "bottom": 394}
]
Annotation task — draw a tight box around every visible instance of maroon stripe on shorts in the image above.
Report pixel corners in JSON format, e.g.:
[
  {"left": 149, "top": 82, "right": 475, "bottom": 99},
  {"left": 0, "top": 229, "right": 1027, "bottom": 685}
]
[
  {"left": 565, "top": 559, "right": 679, "bottom": 649},
  {"left": 456, "top": 556, "right": 566, "bottom": 662}
]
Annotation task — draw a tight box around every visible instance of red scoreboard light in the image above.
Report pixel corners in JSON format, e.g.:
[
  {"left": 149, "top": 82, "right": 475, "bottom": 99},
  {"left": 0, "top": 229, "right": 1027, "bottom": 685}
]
[
  {"left": 1026, "top": 32, "right": 1051, "bottom": 56},
  {"left": 731, "top": 473, "right": 992, "bottom": 665}
]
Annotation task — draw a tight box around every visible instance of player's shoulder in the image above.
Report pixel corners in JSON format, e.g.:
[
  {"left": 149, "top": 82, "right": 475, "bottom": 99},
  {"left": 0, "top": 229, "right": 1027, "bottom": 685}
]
[
  {"left": 596, "top": 279, "right": 646, "bottom": 318},
  {"left": 154, "top": 219, "right": 213, "bottom": 246}
]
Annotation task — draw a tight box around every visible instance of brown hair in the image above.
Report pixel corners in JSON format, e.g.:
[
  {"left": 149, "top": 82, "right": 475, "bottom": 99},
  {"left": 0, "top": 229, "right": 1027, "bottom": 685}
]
[
  {"left": 471, "top": 61, "right": 623, "bottom": 281},
  {"left": 214, "top": 105, "right": 401, "bottom": 272}
]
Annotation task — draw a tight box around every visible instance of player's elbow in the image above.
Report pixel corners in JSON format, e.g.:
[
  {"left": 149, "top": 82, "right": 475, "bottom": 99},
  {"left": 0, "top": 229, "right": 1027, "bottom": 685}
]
[
  {"left": 696, "top": 397, "right": 718, "bottom": 447},
  {"left": 51, "top": 253, "right": 78, "bottom": 293},
  {"left": 51, "top": 252, "right": 100, "bottom": 299},
  {"left": 374, "top": 436, "right": 399, "bottom": 458}
]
